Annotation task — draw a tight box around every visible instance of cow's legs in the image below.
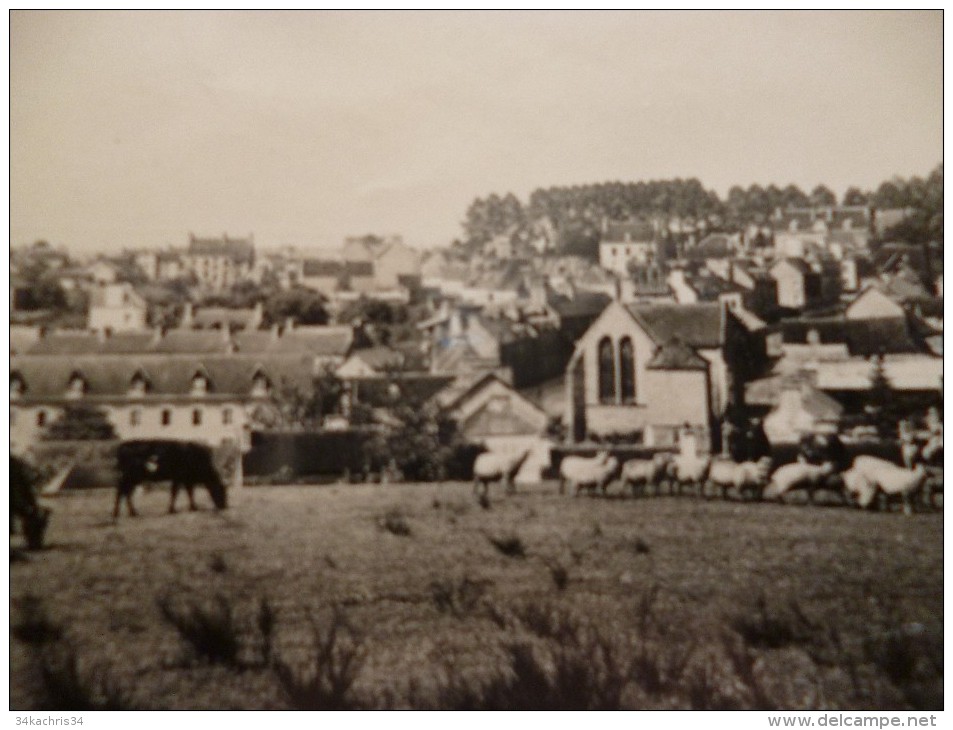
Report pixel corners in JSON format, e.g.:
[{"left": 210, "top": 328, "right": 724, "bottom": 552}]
[
  {"left": 187, "top": 485, "right": 198, "bottom": 511},
  {"left": 115, "top": 482, "right": 138, "bottom": 518},
  {"left": 169, "top": 483, "right": 179, "bottom": 513}
]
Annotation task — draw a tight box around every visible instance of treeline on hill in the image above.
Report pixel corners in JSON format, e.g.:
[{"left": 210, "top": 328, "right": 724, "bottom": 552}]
[{"left": 457, "top": 165, "right": 943, "bottom": 260}]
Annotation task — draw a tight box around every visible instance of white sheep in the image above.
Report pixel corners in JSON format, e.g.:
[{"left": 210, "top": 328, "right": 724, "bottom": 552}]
[
  {"left": 763, "top": 461, "right": 835, "bottom": 503},
  {"left": 559, "top": 452, "right": 619, "bottom": 496},
  {"left": 844, "top": 455, "right": 927, "bottom": 516},
  {"left": 667, "top": 453, "right": 711, "bottom": 496},
  {"left": 621, "top": 453, "right": 672, "bottom": 497},
  {"left": 707, "top": 457, "right": 773, "bottom": 500},
  {"left": 473, "top": 449, "right": 531, "bottom": 498}
]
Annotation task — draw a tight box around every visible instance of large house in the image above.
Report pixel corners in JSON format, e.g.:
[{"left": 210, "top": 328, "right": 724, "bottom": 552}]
[
  {"left": 598, "top": 219, "right": 660, "bottom": 275},
  {"left": 183, "top": 233, "right": 256, "bottom": 291},
  {"left": 87, "top": 283, "right": 148, "bottom": 333},
  {"left": 10, "top": 354, "right": 309, "bottom": 456},
  {"left": 9, "top": 323, "right": 356, "bottom": 457},
  {"left": 772, "top": 206, "right": 871, "bottom": 257},
  {"left": 564, "top": 301, "right": 765, "bottom": 449}
]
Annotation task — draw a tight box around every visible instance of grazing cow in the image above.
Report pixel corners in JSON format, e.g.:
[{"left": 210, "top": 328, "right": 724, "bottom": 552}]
[
  {"left": 10, "top": 456, "right": 51, "bottom": 550},
  {"left": 559, "top": 452, "right": 619, "bottom": 496},
  {"left": 472, "top": 449, "right": 531, "bottom": 499},
  {"left": 114, "top": 440, "right": 228, "bottom": 518}
]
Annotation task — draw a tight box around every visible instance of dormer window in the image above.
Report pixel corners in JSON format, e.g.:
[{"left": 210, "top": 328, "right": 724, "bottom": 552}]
[
  {"left": 67, "top": 372, "right": 87, "bottom": 399},
  {"left": 10, "top": 374, "right": 25, "bottom": 400},
  {"left": 251, "top": 370, "right": 271, "bottom": 398},
  {"left": 191, "top": 372, "right": 209, "bottom": 396},
  {"left": 129, "top": 371, "right": 150, "bottom": 397}
]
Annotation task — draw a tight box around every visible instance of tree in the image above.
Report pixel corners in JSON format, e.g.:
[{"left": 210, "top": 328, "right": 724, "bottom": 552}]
[
  {"left": 810, "top": 185, "right": 837, "bottom": 207},
  {"left": 41, "top": 406, "right": 117, "bottom": 441},
  {"left": 842, "top": 187, "right": 869, "bottom": 206},
  {"left": 263, "top": 288, "right": 329, "bottom": 327},
  {"left": 251, "top": 366, "right": 344, "bottom": 431}
]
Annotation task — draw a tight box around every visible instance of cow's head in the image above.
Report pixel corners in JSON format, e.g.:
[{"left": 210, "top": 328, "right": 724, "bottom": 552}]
[{"left": 207, "top": 474, "right": 228, "bottom": 509}]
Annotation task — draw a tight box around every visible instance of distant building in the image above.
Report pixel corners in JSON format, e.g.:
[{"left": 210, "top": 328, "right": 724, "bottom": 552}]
[
  {"left": 183, "top": 233, "right": 255, "bottom": 291},
  {"left": 769, "top": 258, "right": 821, "bottom": 310},
  {"left": 598, "top": 219, "right": 660, "bottom": 275},
  {"left": 87, "top": 283, "right": 148, "bottom": 333}
]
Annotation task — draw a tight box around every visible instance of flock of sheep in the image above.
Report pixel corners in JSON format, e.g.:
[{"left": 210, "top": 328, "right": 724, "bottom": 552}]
[{"left": 474, "top": 441, "right": 942, "bottom": 516}]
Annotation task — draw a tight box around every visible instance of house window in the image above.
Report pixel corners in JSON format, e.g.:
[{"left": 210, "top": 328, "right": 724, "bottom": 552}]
[
  {"left": 222, "top": 408, "right": 232, "bottom": 425},
  {"left": 36, "top": 411, "right": 46, "bottom": 427},
  {"left": 161, "top": 409, "right": 172, "bottom": 426},
  {"left": 130, "top": 409, "right": 141, "bottom": 427},
  {"left": 620, "top": 337, "right": 636, "bottom": 402},
  {"left": 598, "top": 337, "right": 616, "bottom": 404},
  {"left": 193, "top": 409, "right": 203, "bottom": 426}
]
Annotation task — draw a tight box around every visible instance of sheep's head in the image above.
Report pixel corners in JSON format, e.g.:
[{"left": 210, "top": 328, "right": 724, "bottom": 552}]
[
  {"left": 595, "top": 450, "right": 610, "bottom": 463},
  {"left": 843, "top": 468, "right": 876, "bottom": 508}
]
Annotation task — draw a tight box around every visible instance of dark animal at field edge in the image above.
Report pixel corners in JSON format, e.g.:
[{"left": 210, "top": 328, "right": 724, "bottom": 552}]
[
  {"left": 726, "top": 418, "right": 773, "bottom": 464},
  {"left": 114, "top": 440, "right": 228, "bottom": 518},
  {"left": 10, "top": 456, "right": 51, "bottom": 550}
]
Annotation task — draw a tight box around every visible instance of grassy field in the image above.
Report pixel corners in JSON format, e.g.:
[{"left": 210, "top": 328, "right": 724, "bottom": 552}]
[{"left": 10, "top": 482, "right": 943, "bottom": 710}]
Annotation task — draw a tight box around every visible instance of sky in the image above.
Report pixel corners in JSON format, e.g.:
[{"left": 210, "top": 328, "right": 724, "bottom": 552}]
[{"left": 10, "top": 10, "right": 943, "bottom": 254}]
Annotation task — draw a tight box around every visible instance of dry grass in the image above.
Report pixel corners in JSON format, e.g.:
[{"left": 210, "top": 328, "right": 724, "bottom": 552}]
[{"left": 10, "top": 481, "right": 943, "bottom": 710}]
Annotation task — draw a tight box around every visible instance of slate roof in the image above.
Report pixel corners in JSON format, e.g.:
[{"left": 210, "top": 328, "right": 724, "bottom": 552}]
[
  {"left": 346, "top": 261, "right": 374, "bottom": 277},
  {"left": 778, "top": 316, "right": 926, "bottom": 356},
  {"left": 22, "top": 325, "right": 353, "bottom": 358},
  {"left": 11, "top": 354, "right": 316, "bottom": 400},
  {"left": 10, "top": 326, "right": 40, "bottom": 356},
  {"left": 303, "top": 259, "right": 344, "bottom": 277},
  {"left": 187, "top": 235, "right": 255, "bottom": 263},
  {"left": 745, "top": 376, "right": 844, "bottom": 418},
  {"left": 349, "top": 346, "right": 405, "bottom": 372},
  {"left": 192, "top": 306, "right": 260, "bottom": 329},
  {"left": 602, "top": 219, "right": 656, "bottom": 243},
  {"left": 152, "top": 330, "right": 233, "bottom": 354},
  {"left": 625, "top": 303, "right": 723, "bottom": 349},
  {"left": 688, "top": 234, "right": 733, "bottom": 260},
  {"left": 548, "top": 291, "right": 612, "bottom": 320},
  {"left": 646, "top": 339, "right": 709, "bottom": 371}
]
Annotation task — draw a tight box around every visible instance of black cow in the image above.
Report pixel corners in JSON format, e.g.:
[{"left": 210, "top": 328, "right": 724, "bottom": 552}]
[
  {"left": 114, "top": 440, "right": 228, "bottom": 518},
  {"left": 11, "top": 456, "right": 51, "bottom": 550}
]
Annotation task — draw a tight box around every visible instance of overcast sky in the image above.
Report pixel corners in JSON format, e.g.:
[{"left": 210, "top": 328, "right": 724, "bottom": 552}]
[{"left": 10, "top": 10, "right": 942, "bottom": 254}]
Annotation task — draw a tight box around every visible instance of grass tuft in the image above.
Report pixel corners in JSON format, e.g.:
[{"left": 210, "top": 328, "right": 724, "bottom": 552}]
[
  {"left": 378, "top": 509, "right": 412, "bottom": 537},
  {"left": 39, "top": 640, "right": 137, "bottom": 711},
  {"left": 157, "top": 593, "right": 241, "bottom": 667},
  {"left": 13, "top": 595, "right": 63, "bottom": 646},
  {"left": 487, "top": 534, "right": 526, "bottom": 559},
  {"left": 273, "top": 605, "right": 368, "bottom": 710}
]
